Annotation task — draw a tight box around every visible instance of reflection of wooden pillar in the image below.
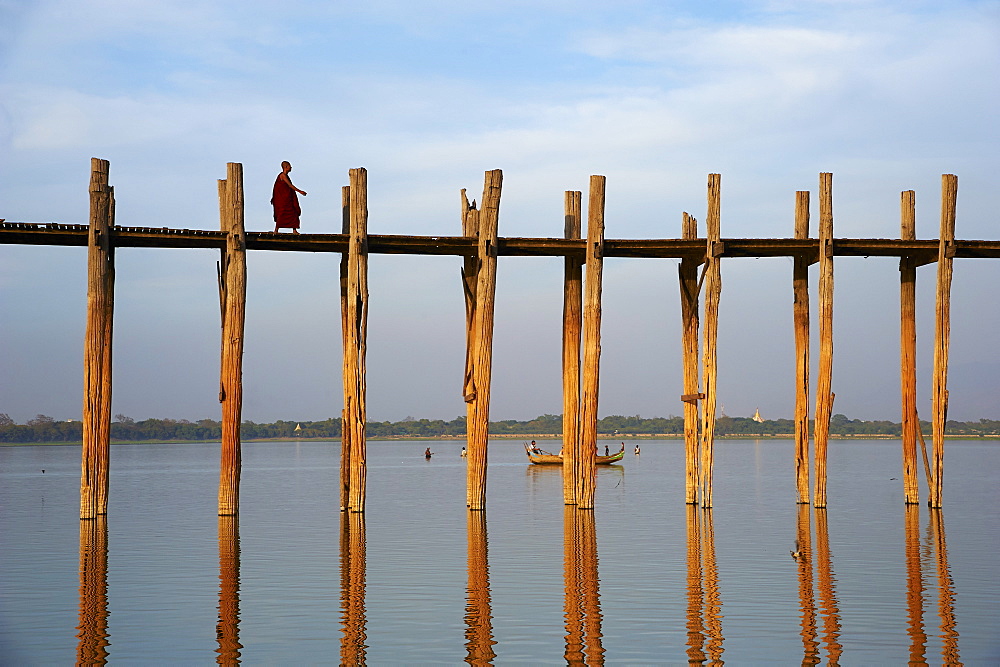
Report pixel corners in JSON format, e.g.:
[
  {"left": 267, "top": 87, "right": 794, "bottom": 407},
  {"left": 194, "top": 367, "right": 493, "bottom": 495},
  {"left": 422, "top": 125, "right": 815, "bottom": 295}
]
[
  {"left": 899, "top": 190, "right": 921, "bottom": 505},
  {"left": 562, "top": 191, "right": 583, "bottom": 505},
  {"left": 465, "top": 170, "right": 502, "bottom": 511},
  {"left": 218, "top": 163, "right": 246, "bottom": 516},
  {"left": 678, "top": 213, "right": 701, "bottom": 505},
  {"left": 216, "top": 515, "right": 242, "bottom": 663},
  {"left": 813, "top": 173, "right": 835, "bottom": 509},
  {"left": 929, "top": 509, "right": 959, "bottom": 663},
  {"left": 81, "top": 158, "right": 115, "bottom": 519},
  {"left": 465, "top": 511, "right": 496, "bottom": 663},
  {"left": 793, "top": 192, "right": 812, "bottom": 505},
  {"left": 700, "top": 174, "right": 722, "bottom": 508},
  {"left": 342, "top": 169, "right": 369, "bottom": 513},
  {"left": 903, "top": 505, "right": 927, "bottom": 663},
  {"left": 562, "top": 506, "right": 584, "bottom": 663},
  {"left": 930, "top": 175, "right": 957, "bottom": 509},
  {"left": 795, "top": 504, "right": 819, "bottom": 663},
  {"left": 814, "top": 509, "right": 842, "bottom": 663},
  {"left": 701, "top": 509, "right": 724, "bottom": 663},
  {"left": 339, "top": 512, "right": 368, "bottom": 664},
  {"left": 685, "top": 505, "right": 706, "bottom": 663},
  {"left": 578, "top": 176, "right": 605, "bottom": 510},
  {"left": 577, "top": 509, "right": 604, "bottom": 664},
  {"left": 76, "top": 516, "right": 109, "bottom": 663}
]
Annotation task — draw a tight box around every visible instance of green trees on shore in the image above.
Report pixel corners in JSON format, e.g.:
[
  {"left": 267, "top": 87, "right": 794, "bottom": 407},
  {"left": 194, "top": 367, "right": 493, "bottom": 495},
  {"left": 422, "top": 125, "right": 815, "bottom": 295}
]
[{"left": 1, "top": 412, "right": 998, "bottom": 443}]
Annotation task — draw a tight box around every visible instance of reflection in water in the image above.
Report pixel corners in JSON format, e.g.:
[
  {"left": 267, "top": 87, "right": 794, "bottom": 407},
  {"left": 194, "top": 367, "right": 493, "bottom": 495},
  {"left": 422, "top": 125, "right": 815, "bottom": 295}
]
[
  {"left": 340, "top": 512, "right": 368, "bottom": 665},
  {"left": 563, "top": 507, "right": 604, "bottom": 665},
  {"left": 929, "top": 509, "right": 960, "bottom": 664},
  {"left": 814, "top": 509, "right": 843, "bottom": 663},
  {"left": 795, "top": 504, "right": 819, "bottom": 663},
  {"left": 76, "top": 516, "right": 110, "bottom": 664},
  {"left": 904, "top": 505, "right": 927, "bottom": 663},
  {"left": 465, "top": 511, "right": 497, "bottom": 664},
  {"left": 216, "top": 515, "right": 242, "bottom": 664},
  {"left": 685, "top": 507, "right": 724, "bottom": 665}
]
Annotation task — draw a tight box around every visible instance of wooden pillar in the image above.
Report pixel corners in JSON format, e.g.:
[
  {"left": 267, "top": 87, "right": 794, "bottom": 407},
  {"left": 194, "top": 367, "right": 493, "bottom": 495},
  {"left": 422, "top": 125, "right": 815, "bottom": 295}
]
[
  {"left": 342, "top": 168, "right": 369, "bottom": 514},
  {"left": 577, "top": 175, "right": 605, "bottom": 510},
  {"left": 217, "top": 162, "right": 246, "bottom": 517},
  {"left": 899, "top": 190, "right": 921, "bottom": 505},
  {"left": 339, "top": 186, "right": 351, "bottom": 512},
  {"left": 80, "top": 157, "right": 115, "bottom": 519},
  {"left": 465, "top": 170, "right": 502, "bottom": 510},
  {"left": 678, "top": 213, "right": 701, "bottom": 505},
  {"left": 562, "top": 191, "right": 583, "bottom": 505},
  {"left": 75, "top": 516, "right": 109, "bottom": 662},
  {"left": 216, "top": 515, "right": 242, "bottom": 663},
  {"left": 700, "top": 174, "right": 722, "bottom": 509},
  {"left": 813, "top": 173, "right": 835, "bottom": 509},
  {"left": 793, "top": 191, "right": 812, "bottom": 504},
  {"left": 930, "top": 175, "right": 957, "bottom": 509}
]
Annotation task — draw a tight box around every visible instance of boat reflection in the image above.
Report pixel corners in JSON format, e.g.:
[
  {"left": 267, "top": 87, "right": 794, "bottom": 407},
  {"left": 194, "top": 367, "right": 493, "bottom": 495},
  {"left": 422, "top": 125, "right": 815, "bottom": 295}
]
[
  {"left": 686, "top": 506, "right": 724, "bottom": 664},
  {"left": 339, "top": 512, "right": 368, "bottom": 665},
  {"left": 216, "top": 515, "right": 242, "bottom": 665},
  {"left": 563, "top": 506, "right": 604, "bottom": 664},
  {"left": 76, "top": 516, "right": 110, "bottom": 664},
  {"left": 465, "top": 510, "right": 497, "bottom": 664}
]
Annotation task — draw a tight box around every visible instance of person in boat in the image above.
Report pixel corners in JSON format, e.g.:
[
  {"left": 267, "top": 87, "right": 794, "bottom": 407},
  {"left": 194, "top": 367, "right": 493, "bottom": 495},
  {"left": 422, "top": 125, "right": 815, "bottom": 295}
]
[
  {"left": 604, "top": 445, "right": 610, "bottom": 456},
  {"left": 271, "top": 161, "right": 307, "bottom": 233},
  {"left": 530, "top": 440, "right": 541, "bottom": 454}
]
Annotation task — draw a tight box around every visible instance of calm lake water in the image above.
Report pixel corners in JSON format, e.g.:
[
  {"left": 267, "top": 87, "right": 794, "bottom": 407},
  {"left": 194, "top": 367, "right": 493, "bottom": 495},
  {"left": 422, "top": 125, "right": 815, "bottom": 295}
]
[{"left": 1, "top": 438, "right": 998, "bottom": 664}]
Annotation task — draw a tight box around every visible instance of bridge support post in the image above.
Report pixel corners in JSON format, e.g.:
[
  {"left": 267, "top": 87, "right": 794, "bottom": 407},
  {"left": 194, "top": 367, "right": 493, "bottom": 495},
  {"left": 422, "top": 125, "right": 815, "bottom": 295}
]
[
  {"left": 217, "top": 162, "right": 246, "bottom": 516},
  {"left": 80, "top": 157, "right": 115, "bottom": 519},
  {"left": 341, "top": 168, "right": 370, "bottom": 513},
  {"left": 679, "top": 212, "right": 701, "bottom": 505},
  {"left": 577, "top": 175, "right": 605, "bottom": 510},
  {"left": 813, "top": 173, "right": 835, "bottom": 509},
  {"left": 930, "top": 175, "right": 957, "bottom": 508},
  {"left": 699, "top": 174, "right": 722, "bottom": 509},
  {"left": 562, "top": 190, "right": 583, "bottom": 505},
  {"left": 793, "top": 191, "right": 812, "bottom": 504},
  {"left": 899, "top": 190, "right": 922, "bottom": 505},
  {"left": 465, "top": 170, "right": 502, "bottom": 511}
]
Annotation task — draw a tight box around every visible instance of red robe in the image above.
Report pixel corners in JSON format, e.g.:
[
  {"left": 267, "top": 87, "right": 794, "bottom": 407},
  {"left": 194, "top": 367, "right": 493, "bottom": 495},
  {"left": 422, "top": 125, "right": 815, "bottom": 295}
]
[{"left": 271, "top": 175, "right": 301, "bottom": 229}]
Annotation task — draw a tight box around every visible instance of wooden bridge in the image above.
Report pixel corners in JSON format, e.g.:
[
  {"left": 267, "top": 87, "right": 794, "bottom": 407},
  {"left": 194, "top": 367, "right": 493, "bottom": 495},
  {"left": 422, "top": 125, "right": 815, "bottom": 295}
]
[{"left": 3, "top": 158, "right": 997, "bottom": 518}]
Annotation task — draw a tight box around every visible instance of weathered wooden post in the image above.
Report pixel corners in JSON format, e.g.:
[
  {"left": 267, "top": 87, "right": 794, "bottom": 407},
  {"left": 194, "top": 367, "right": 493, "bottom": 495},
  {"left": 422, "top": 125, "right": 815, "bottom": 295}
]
[
  {"left": 793, "top": 191, "right": 812, "bottom": 504},
  {"left": 465, "top": 170, "right": 502, "bottom": 510},
  {"left": 899, "top": 190, "right": 921, "bottom": 505},
  {"left": 81, "top": 157, "right": 115, "bottom": 520},
  {"left": 217, "top": 162, "right": 246, "bottom": 517},
  {"left": 930, "top": 175, "right": 957, "bottom": 509},
  {"left": 342, "top": 168, "right": 370, "bottom": 514},
  {"left": 562, "top": 190, "right": 583, "bottom": 505},
  {"left": 813, "top": 173, "right": 835, "bottom": 509},
  {"left": 700, "top": 174, "right": 722, "bottom": 508},
  {"left": 679, "top": 213, "right": 702, "bottom": 505},
  {"left": 577, "top": 175, "right": 605, "bottom": 510},
  {"left": 339, "top": 185, "right": 351, "bottom": 512}
]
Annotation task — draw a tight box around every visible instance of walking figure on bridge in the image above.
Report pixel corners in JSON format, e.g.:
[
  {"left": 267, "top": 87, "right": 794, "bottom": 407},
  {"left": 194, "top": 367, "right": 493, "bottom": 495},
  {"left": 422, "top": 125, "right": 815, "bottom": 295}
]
[{"left": 271, "top": 161, "right": 307, "bottom": 234}]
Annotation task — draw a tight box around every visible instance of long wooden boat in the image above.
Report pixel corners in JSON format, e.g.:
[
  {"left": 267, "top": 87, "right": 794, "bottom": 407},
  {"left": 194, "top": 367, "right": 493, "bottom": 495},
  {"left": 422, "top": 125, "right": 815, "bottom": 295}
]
[{"left": 524, "top": 444, "right": 625, "bottom": 465}]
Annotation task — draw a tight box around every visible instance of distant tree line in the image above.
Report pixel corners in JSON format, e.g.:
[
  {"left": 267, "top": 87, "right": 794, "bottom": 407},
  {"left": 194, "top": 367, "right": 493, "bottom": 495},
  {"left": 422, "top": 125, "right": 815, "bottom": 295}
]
[{"left": 2, "top": 412, "right": 999, "bottom": 443}]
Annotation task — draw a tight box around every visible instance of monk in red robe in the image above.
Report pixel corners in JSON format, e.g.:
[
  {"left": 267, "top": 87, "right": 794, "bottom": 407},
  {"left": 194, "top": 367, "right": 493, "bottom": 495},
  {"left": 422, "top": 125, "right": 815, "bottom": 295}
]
[{"left": 271, "top": 161, "right": 307, "bottom": 233}]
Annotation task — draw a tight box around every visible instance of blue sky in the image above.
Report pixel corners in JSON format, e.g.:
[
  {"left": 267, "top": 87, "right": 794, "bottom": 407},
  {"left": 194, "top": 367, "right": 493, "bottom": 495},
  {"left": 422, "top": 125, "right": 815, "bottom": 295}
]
[{"left": 1, "top": 0, "right": 998, "bottom": 424}]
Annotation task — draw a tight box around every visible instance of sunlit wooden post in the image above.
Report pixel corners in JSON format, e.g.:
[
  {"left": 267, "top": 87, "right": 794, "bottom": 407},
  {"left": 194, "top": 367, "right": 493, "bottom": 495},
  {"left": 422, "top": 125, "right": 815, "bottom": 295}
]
[
  {"left": 930, "top": 175, "right": 957, "bottom": 509},
  {"left": 700, "top": 174, "right": 722, "bottom": 508},
  {"left": 342, "top": 168, "right": 370, "bottom": 513},
  {"left": 466, "top": 170, "right": 502, "bottom": 511},
  {"left": 562, "top": 190, "right": 583, "bottom": 505},
  {"left": 793, "top": 192, "right": 812, "bottom": 504},
  {"left": 899, "top": 190, "right": 921, "bottom": 505},
  {"left": 813, "top": 173, "right": 835, "bottom": 509},
  {"left": 81, "top": 157, "right": 115, "bottom": 519},
  {"left": 339, "top": 185, "right": 351, "bottom": 512},
  {"left": 217, "top": 162, "right": 246, "bottom": 516},
  {"left": 578, "top": 175, "right": 605, "bottom": 510},
  {"left": 679, "top": 212, "right": 702, "bottom": 505}
]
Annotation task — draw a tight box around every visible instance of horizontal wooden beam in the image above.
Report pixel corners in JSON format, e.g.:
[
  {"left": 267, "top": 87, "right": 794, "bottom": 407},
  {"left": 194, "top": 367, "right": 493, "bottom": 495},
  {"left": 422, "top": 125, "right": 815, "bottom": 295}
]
[{"left": 2, "top": 223, "right": 1000, "bottom": 259}]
